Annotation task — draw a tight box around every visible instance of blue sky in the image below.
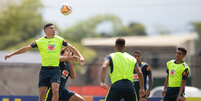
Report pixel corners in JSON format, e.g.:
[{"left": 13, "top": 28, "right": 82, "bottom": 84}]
[{"left": 41, "top": 0, "right": 201, "bottom": 35}]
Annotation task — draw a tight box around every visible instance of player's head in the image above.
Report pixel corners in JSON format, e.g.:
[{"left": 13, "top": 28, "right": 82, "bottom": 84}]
[
  {"left": 44, "top": 23, "right": 55, "bottom": 36},
  {"left": 61, "top": 47, "right": 73, "bottom": 56},
  {"left": 114, "top": 38, "right": 126, "bottom": 52},
  {"left": 176, "top": 47, "right": 187, "bottom": 61},
  {"left": 134, "top": 50, "right": 143, "bottom": 63}
]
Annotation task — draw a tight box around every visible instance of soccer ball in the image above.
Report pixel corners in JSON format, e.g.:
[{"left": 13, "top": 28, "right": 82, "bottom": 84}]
[{"left": 60, "top": 3, "right": 73, "bottom": 15}]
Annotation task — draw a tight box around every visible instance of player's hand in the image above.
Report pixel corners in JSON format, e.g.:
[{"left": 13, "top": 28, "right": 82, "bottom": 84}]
[
  {"left": 145, "top": 89, "right": 151, "bottom": 98},
  {"left": 79, "top": 57, "right": 85, "bottom": 65},
  {"left": 100, "top": 82, "right": 109, "bottom": 89},
  {"left": 139, "top": 89, "right": 145, "bottom": 97},
  {"left": 72, "top": 56, "right": 79, "bottom": 61},
  {"left": 4, "top": 54, "right": 12, "bottom": 60},
  {"left": 177, "top": 96, "right": 185, "bottom": 101},
  {"left": 162, "top": 90, "right": 166, "bottom": 98}
]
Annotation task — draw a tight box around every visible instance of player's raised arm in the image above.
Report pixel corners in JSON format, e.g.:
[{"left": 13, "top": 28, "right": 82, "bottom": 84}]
[
  {"left": 4, "top": 45, "right": 32, "bottom": 60},
  {"left": 66, "top": 44, "right": 85, "bottom": 65}
]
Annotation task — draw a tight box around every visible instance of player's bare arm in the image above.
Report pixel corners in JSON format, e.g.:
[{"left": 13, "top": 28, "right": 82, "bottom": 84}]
[
  {"left": 162, "top": 74, "right": 169, "bottom": 98},
  {"left": 60, "top": 56, "right": 79, "bottom": 62},
  {"left": 146, "top": 74, "right": 153, "bottom": 97},
  {"left": 4, "top": 45, "right": 32, "bottom": 60},
  {"left": 100, "top": 60, "right": 110, "bottom": 89},
  {"left": 135, "top": 65, "right": 145, "bottom": 97},
  {"left": 68, "top": 60, "right": 76, "bottom": 79},
  {"left": 66, "top": 44, "right": 85, "bottom": 65},
  {"left": 176, "top": 80, "right": 186, "bottom": 101}
]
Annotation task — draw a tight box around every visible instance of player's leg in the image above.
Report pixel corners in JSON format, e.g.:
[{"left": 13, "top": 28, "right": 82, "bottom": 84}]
[
  {"left": 123, "top": 88, "right": 137, "bottom": 101},
  {"left": 50, "top": 67, "right": 61, "bottom": 101},
  {"left": 69, "top": 93, "right": 85, "bottom": 101},
  {"left": 105, "top": 87, "right": 122, "bottom": 101},
  {"left": 38, "top": 67, "right": 50, "bottom": 101},
  {"left": 44, "top": 87, "right": 52, "bottom": 101},
  {"left": 51, "top": 82, "right": 59, "bottom": 101},
  {"left": 38, "top": 86, "right": 48, "bottom": 101}
]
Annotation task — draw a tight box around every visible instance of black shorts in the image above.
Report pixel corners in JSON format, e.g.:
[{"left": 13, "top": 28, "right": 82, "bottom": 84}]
[
  {"left": 45, "top": 88, "right": 75, "bottom": 101},
  {"left": 164, "top": 87, "right": 185, "bottom": 101},
  {"left": 38, "top": 67, "right": 60, "bottom": 88},
  {"left": 105, "top": 87, "right": 137, "bottom": 101}
]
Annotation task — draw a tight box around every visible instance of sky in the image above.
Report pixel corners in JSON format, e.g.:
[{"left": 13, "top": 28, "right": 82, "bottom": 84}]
[{"left": 40, "top": 0, "right": 201, "bottom": 36}]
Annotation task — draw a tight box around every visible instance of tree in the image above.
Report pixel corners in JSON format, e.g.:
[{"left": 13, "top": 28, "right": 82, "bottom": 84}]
[
  {"left": 116, "top": 22, "right": 147, "bottom": 36},
  {"left": 59, "top": 14, "right": 147, "bottom": 42},
  {"left": 60, "top": 14, "right": 124, "bottom": 42},
  {"left": 0, "top": 0, "right": 43, "bottom": 50},
  {"left": 191, "top": 22, "right": 201, "bottom": 51}
]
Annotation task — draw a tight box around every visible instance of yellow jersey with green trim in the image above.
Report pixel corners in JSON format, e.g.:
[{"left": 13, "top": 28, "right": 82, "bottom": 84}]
[
  {"left": 167, "top": 60, "right": 190, "bottom": 87},
  {"left": 36, "top": 35, "right": 64, "bottom": 66},
  {"left": 109, "top": 52, "right": 136, "bottom": 84}
]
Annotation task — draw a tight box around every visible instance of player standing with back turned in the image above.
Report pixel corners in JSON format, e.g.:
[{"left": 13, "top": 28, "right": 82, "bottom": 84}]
[{"left": 100, "top": 38, "right": 145, "bottom": 101}]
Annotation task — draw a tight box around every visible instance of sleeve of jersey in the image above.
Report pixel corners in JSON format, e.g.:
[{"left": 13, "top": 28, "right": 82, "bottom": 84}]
[
  {"left": 182, "top": 68, "right": 189, "bottom": 80},
  {"left": 135, "top": 62, "right": 139, "bottom": 67},
  {"left": 146, "top": 65, "right": 152, "bottom": 75},
  {"left": 104, "top": 55, "right": 112, "bottom": 66},
  {"left": 30, "top": 42, "right": 37, "bottom": 48},
  {"left": 62, "top": 40, "right": 68, "bottom": 46},
  {"left": 166, "top": 69, "right": 169, "bottom": 74}
]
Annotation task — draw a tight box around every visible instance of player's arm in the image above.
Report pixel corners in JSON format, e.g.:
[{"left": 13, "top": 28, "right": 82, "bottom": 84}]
[
  {"left": 135, "top": 65, "right": 145, "bottom": 97},
  {"left": 162, "top": 68, "right": 169, "bottom": 98},
  {"left": 146, "top": 65, "right": 153, "bottom": 97},
  {"left": 68, "top": 60, "right": 76, "bottom": 79},
  {"left": 177, "top": 68, "right": 189, "bottom": 101},
  {"left": 146, "top": 74, "right": 153, "bottom": 97},
  {"left": 59, "top": 56, "right": 79, "bottom": 62},
  {"left": 66, "top": 44, "right": 85, "bottom": 65},
  {"left": 100, "top": 60, "right": 110, "bottom": 89},
  {"left": 4, "top": 45, "right": 32, "bottom": 60}
]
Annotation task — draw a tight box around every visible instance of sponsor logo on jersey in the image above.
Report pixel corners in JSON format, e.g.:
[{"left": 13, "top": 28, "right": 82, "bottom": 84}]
[
  {"left": 61, "top": 70, "right": 69, "bottom": 79},
  {"left": 47, "top": 44, "right": 56, "bottom": 51},
  {"left": 170, "top": 69, "right": 175, "bottom": 75}
]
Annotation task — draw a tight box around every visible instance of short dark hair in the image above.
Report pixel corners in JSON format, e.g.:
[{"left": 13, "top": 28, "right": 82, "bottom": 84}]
[
  {"left": 178, "top": 47, "right": 187, "bottom": 55},
  {"left": 60, "top": 47, "right": 74, "bottom": 56},
  {"left": 134, "top": 50, "right": 142, "bottom": 55},
  {"left": 44, "top": 23, "right": 53, "bottom": 30},
  {"left": 115, "top": 38, "right": 125, "bottom": 50}
]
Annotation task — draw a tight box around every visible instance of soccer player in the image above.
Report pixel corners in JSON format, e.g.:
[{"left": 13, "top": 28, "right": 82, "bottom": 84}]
[
  {"left": 45, "top": 47, "right": 85, "bottom": 101},
  {"left": 162, "top": 47, "right": 190, "bottom": 101},
  {"left": 133, "top": 50, "right": 153, "bottom": 101},
  {"left": 4, "top": 23, "right": 85, "bottom": 101},
  {"left": 100, "top": 38, "right": 145, "bottom": 101}
]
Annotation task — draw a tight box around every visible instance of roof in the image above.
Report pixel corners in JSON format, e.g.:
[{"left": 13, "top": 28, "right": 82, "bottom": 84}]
[
  {"left": 0, "top": 51, "right": 41, "bottom": 64},
  {"left": 82, "top": 33, "right": 197, "bottom": 47}
]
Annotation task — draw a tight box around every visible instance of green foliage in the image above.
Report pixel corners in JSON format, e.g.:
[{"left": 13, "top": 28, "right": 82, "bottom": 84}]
[
  {"left": 191, "top": 22, "right": 201, "bottom": 51},
  {"left": 0, "top": 0, "right": 43, "bottom": 50},
  {"left": 60, "top": 14, "right": 124, "bottom": 41},
  {"left": 59, "top": 14, "right": 147, "bottom": 42},
  {"left": 116, "top": 23, "right": 147, "bottom": 36},
  {"left": 191, "top": 22, "right": 201, "bottom": 39}
]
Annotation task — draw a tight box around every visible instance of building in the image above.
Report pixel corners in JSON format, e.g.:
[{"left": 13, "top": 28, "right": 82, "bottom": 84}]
[{"left": 82, "top": 33, "right": 197, "bottom": 87}]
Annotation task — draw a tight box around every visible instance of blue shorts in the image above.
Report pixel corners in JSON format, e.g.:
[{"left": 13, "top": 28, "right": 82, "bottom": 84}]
[
  {"left": 38, "top": 67, "right": 60, "bottom": 88},
  {"left": 45, "top": 88, "right": 75, "bottom": 101}
]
